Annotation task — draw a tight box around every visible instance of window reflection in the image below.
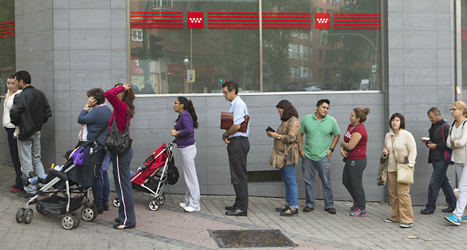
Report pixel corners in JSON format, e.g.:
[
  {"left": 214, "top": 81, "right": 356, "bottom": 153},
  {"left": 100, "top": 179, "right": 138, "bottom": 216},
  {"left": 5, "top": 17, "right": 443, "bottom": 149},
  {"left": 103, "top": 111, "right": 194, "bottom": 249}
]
[{"left": 0, "top": 0, "right": 15, "bottom": 96}]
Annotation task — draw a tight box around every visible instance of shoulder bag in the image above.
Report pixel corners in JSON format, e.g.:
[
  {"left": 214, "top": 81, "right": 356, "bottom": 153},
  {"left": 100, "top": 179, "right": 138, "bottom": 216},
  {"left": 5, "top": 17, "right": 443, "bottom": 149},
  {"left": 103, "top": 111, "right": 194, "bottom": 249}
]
[
  {"left": 442, "top": 123, "right": 454, "bottom": 165},
  {"left": 392, "top": 136, "right": 414, "bottom": 184},
  {"left": 104, "top": 108, "right": 132, "bottom": 155}
]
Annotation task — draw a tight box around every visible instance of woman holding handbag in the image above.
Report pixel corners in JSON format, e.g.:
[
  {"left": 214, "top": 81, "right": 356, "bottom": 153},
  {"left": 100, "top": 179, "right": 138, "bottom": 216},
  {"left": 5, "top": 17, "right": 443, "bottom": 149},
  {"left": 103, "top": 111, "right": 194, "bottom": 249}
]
[
  {"left": 382, "top": 113, "right": 417, "bottom": 228},
  {"left": 104, "top": 83, "right": 136, "bottom": 230},
  {"left": 267, "top": 100, "right": 300, "bottom": 217},
  {"left": 340, "top": 108, "right": 370, "bottom": 217},
  {"left": 172, "top": 97, "right": 201, "bottom": 213},
  {"left": 445, "top": 101, "right": 467, "bottom": 225}
]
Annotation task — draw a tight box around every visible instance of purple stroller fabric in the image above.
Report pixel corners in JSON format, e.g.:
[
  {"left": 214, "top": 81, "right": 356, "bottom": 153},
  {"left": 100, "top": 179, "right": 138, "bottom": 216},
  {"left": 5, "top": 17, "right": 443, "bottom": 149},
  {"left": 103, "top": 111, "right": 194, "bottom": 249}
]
[{"left": 71, "top": 147, "right": 84, "bottom": 165}]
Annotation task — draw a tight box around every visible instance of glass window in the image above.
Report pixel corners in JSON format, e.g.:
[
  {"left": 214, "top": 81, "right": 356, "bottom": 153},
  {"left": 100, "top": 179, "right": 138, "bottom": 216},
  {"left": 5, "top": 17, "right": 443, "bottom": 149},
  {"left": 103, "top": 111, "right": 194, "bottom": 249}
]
[
  {"left": 130, "top": 0, "right": 382, "bottom": 93},
  {"left": 0, "top": 0, "right": 15, "bottom": 96}
]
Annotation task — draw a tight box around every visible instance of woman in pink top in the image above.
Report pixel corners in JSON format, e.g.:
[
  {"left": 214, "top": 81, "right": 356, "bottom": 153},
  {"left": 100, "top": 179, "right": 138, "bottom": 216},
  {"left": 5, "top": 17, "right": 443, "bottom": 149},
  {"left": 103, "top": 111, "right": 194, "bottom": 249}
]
[
  {"left": 104, "top": 83, "right": 136, "bottom": 230},
  {"left": 340, "top": 108, "right": 370, "bottom": 217}
]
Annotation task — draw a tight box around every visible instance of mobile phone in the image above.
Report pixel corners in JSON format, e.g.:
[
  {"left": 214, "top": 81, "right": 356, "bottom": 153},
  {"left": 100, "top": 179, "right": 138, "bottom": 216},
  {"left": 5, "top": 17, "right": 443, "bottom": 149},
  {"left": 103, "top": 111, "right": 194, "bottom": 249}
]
[
  {"left": 404, "top": 157, "right": 409, "bottom": 163},
  {"left": 266, "top": 126, "right": 275, "bottom": 132}
]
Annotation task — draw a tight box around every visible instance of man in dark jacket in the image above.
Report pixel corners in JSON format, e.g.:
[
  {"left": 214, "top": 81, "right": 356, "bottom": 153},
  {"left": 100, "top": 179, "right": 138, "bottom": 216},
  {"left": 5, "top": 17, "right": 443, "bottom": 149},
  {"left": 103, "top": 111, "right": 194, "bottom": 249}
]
[
  {"left": 420, "top": 107, "right": 457, "bottom": 214},
  {"left": 10, "top": 70, "right": 52, "bottom": 197}
]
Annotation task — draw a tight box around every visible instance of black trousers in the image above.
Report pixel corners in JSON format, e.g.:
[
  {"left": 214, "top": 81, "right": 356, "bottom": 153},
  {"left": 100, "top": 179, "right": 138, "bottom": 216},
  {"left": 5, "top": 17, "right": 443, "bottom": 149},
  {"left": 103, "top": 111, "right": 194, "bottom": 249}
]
[
  {"left": 5, "top": 127, "right": 23, "bottom": 190},
  {"left": 342, "top": 158, "right": 367, "bottom": 210},
  {"left": 227, "top": 136, "right": 250, "bottom": 211}
]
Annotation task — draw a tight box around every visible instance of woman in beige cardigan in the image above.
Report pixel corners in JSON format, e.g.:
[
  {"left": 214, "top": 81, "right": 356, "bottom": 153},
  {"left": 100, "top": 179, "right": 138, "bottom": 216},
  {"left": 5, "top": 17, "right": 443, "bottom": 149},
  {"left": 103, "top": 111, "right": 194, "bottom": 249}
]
[{"left": 382, "top": 113, "right": 417, "bottom": 228}]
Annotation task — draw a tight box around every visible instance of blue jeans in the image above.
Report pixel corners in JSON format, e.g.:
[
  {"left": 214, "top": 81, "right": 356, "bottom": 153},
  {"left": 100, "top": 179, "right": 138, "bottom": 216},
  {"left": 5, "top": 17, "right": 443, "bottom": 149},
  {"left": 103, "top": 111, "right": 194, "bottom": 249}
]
[
  {"left": 17, "top": 132, "right": 46, "bottom": 195},
  {"left": 92, "top": 170, "right": 110, "bottom": 206},
  {"left": 425, "top": 160, "right": 457, "bottom": 212},
  {"left": 302, "top": 156, "right": 334, "bottom": 209},
  {"left": 280, "top": 164, "right": 298, "bottom": 209}
]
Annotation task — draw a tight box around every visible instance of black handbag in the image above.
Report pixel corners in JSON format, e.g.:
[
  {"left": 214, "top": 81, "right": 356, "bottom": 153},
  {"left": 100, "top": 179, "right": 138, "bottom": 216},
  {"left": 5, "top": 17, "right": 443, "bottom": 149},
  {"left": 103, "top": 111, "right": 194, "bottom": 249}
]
[{"left": 104, "top": 108, "right": 132, "bottom": 155}]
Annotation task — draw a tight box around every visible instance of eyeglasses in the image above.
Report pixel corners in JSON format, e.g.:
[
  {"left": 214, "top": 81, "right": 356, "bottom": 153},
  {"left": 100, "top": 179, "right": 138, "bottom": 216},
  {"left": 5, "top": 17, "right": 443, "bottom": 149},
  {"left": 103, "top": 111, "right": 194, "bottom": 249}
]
[{"left": 450, "top": 108, "right": 459, "bottom": 111}]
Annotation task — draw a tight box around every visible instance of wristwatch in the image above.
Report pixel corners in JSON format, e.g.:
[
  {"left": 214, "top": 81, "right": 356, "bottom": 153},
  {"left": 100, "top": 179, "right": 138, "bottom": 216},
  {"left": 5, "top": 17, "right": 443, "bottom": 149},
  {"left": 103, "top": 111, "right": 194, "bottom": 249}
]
[
  {"left": 85, "top": 105, "right": 91, "bottom": 108},
  {"left": 329, "top": 148, "right": 334, "bottom": 152},
  {"left": 277, "top": 135, "right": 281, "bottom": 139}
]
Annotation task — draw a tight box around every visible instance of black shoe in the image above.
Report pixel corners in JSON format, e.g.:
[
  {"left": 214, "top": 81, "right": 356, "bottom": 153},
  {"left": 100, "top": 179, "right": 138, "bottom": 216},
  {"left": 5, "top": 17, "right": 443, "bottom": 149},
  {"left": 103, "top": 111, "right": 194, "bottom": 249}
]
[
  {"left": 18, "top": 192, "right": 35, "bottom": 198},
  {"left": 303, "top": 206, "right": 314, "bottom": 212},
  {"left": 276, "top": 205, "right": 289, "bottom": 212},
  {"left": 225, "top": 209, "right": 247, "bottom": 216},
  {"left": 115, "top": 218, "right": 120, "bottom": 223},
  {"left": 21, "top": 175, "right": 30, "bottom": 186},
  {"left": 280, "top": 208, "right": 298, "bottom": 217},
  {"left": 92, "top": 204, "right": 104, "bottom": 214},
  {"left": 103, "top": 202, "right": 109, "bottom": 211},
  {"left": 421, "top": 209, "right": 434, "bottom": 214},
  {"left": 442, "top": 207, "right": 455, "bottom": 213},
  {"left": 225, "top": 205, "right": 236, "bottom": 211},
  {"left": 38, "top": 176, "right": 47, "bottom": 184}
]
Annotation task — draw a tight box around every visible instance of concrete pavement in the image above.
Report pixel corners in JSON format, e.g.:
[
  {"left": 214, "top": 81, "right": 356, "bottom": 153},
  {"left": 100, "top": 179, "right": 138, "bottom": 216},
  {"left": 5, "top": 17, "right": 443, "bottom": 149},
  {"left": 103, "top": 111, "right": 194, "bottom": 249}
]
[{"left": 1, "top": 163, "right": 466, "bottom": 250}]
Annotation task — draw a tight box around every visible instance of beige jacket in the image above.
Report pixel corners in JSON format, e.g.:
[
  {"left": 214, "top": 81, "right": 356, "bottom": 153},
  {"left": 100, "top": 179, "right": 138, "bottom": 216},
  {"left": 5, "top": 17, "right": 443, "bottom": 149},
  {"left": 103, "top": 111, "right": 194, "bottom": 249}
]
[
  {"left": 383, "top": 129, "right": 417, "bottom": 172},
  {"left": 447, "top": 120, "right": 467, "bottom": 163}
]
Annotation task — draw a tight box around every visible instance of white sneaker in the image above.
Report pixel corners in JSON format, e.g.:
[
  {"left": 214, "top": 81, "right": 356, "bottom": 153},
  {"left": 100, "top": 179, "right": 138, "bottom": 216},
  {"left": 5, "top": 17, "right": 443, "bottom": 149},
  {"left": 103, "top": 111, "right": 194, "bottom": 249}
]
[
  {"left": 179, "top": 203, "right": 188, "bottom": 208},
  {"left": 184, "top": 206, "right": 201, "bottom": 212}
]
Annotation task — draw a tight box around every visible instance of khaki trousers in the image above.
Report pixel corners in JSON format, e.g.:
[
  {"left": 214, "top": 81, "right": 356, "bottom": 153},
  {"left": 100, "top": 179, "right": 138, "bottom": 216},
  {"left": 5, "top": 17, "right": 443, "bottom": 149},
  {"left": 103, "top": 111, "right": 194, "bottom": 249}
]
[{"left": 387, "top": 172, "right": 414, "bottom": 223}]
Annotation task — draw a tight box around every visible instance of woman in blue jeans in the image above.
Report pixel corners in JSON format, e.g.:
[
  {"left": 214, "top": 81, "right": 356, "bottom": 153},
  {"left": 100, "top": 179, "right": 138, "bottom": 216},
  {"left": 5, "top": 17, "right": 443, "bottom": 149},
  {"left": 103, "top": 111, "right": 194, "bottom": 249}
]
[{"left": 267, "top": 100, "right": 301, "bottom": 216}]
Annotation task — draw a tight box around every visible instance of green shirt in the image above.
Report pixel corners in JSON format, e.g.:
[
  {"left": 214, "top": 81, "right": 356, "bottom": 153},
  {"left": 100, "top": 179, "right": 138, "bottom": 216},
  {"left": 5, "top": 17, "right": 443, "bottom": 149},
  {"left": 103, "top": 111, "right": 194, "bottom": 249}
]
[{"left": 300, "top": 112, "right": 340, "bottom": 161}]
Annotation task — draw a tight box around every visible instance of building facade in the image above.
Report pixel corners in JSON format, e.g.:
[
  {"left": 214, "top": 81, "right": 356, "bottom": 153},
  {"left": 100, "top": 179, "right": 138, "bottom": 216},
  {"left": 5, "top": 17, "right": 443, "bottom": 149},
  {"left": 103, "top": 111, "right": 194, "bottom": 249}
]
[{"left": 0, "top": 0, "right": 462, "bottom": 205}]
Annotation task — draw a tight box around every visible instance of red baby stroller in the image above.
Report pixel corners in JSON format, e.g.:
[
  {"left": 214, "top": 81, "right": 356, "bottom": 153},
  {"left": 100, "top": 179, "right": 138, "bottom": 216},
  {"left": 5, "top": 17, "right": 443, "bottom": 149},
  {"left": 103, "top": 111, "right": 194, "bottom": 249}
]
[{"left": 113, "top": 139, "right": 178, "bottom": 211}]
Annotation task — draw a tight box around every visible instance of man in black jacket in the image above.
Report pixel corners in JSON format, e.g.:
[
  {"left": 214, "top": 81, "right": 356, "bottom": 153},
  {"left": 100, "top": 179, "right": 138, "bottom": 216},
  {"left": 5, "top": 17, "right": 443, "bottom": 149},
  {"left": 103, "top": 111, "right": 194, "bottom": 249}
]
[
  {"left": 420, "top": 107, "right": 457, "bottom": 214},
  {"left": 10, "top": 70, "right": 52, "bottom": 197}
]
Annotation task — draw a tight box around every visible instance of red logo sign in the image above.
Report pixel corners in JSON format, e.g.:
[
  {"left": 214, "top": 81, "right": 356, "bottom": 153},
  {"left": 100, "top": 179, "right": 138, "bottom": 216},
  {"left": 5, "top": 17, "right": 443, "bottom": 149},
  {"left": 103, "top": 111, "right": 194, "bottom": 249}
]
[
  {"left": 315, "top": 13, "right": 330, "bottom": 29},
  {"left": 188, "top": 12, "right": 204, "bottom": 29}
]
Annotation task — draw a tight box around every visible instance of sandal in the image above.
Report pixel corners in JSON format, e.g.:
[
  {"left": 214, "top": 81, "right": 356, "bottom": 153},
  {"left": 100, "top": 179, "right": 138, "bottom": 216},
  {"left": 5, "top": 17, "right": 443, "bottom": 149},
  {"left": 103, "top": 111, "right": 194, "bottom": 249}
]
[
  {"left": 275, "top": 205, "right": 289, "bottom": 212},
  {"left": 113, "top": 224, "right": 136, "bottom": 230},
  {"left": 280, "top": 208, "right": 298, "bottom": 217}
]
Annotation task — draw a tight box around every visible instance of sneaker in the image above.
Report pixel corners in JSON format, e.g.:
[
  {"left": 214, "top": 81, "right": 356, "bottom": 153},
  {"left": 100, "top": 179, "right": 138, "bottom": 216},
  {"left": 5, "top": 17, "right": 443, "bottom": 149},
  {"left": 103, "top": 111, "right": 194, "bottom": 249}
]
[
  {"left": 445, "top": 214, "right": 461, "bottom": 226},
  {"left": 180, "top": 203, "right": 188, "bottom": 208},
  {"left": 184, "top": 206, "right": 200, "bottom": 212},
  {"left": 350, "top": 201, "right": 357, "bottom": 211},
  {"left": 461, "top": 215, "right": 467, "bottom": 222},
  {"left": 384, "top": 218, "right": 396, "bottom": 223},
  {"left": 400, "top": 222, "right": 414, "bottom": 228},
  {"left": 350, "top": 208, "right": 367, "bottom": 217}
]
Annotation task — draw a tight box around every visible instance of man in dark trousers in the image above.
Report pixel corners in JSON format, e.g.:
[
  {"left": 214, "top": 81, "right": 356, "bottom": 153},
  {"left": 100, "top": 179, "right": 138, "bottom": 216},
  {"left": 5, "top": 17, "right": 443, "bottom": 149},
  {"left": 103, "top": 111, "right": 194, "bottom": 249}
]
[
  {"left": 222, "top": 81, "right": 250, "bottom": 216},
  {"left": 420, "top": 107, "right": 457, "bottom": 214},
  {"left": 10, "top": 70, "right": 52, "bottom": 197}
]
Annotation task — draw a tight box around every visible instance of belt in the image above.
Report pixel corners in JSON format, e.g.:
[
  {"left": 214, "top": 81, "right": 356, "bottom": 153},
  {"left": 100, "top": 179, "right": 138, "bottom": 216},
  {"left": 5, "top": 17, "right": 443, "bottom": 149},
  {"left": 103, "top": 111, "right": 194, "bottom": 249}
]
[{"left": 229, "top": 136, "right": 247, "bottom": 140}]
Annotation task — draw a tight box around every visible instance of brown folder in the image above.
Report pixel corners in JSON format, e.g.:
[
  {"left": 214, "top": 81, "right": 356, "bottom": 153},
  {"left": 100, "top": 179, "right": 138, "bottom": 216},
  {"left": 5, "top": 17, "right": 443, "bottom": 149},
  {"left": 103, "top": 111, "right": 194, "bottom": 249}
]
[{"left": 220, "top": 112, "right": 249, "bottom": 133}]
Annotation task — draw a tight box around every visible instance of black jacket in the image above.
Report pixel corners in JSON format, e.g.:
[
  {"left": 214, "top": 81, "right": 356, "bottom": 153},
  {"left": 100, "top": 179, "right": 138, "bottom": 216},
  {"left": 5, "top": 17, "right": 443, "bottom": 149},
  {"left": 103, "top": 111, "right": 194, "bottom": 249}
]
[
  {"left": 428, "top": 119, "right": 450, "bottom": 163},
  {"left": 10, "top": 85, "right": 52, "bottom": 140}
]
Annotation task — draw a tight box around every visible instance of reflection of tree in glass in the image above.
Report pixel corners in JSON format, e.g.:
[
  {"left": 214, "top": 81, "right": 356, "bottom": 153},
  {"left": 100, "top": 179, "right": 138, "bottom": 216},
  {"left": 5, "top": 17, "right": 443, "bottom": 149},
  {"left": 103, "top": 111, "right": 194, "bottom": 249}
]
[
  {"left": 198, "top": 1, "right": 260, "bottom": 91},
  {"left": 262, "top": 0, "right": 314, "bottom": 92},
  {"left": 325, "top": 0, "right": 381, "bottom": 90},
  {"left": 0, "top": 0, "right": 15, "bottom": 95}
]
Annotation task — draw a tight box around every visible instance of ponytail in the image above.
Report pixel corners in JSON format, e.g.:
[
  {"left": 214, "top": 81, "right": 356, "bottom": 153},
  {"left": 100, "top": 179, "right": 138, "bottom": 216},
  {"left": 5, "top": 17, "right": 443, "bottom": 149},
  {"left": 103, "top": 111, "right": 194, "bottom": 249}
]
[{"left": 175, "top": 97, "right": 199, "bottom": 129}]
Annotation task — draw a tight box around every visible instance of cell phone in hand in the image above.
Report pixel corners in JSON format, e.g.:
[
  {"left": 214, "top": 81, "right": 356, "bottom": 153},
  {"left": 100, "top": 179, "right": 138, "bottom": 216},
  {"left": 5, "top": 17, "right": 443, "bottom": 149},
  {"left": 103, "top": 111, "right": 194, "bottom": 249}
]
[{"left": 266, "top": 126, "right": 275, "bottom": 132}]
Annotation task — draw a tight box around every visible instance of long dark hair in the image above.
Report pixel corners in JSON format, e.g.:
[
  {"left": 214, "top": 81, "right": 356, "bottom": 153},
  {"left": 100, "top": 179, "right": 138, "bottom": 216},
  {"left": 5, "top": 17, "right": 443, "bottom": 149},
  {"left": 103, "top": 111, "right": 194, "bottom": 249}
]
[
  {"left": 276, "top": 100, "right": 299, "bottom": 121},
  {"left": 175, "top": 96, "right": 198, "bottom": 129},
  {"left": 114, "top": 83, "right": 136, "bottom": 118}
]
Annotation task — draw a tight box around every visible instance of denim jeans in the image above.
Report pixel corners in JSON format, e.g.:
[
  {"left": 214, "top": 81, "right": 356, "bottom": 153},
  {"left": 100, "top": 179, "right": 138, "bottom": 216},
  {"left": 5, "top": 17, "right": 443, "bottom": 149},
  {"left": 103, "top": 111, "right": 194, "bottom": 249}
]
[
  {"left": 302, "top": 156, "right": 334, "bottom": 209},
  {"left": 280, "top": 164, "right": 298, "bottom": 209},
  {"left": 5, "top": 127, "right": 23, "bottom": 190},
  {"left": 425, "top": 160, "right": 457, "bottom": 212},
  {"left": 17, "top": 132, "right": 46, "bottom": 195},
  {"left": 92, "top": 170, "right": 110, "bottom": 206}
]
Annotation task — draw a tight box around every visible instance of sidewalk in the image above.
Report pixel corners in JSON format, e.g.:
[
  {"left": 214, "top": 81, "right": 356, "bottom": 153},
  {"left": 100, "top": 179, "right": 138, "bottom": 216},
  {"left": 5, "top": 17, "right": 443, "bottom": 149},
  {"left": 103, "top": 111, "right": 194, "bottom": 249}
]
[{"left": 1, "top": 163, "right": 466, "bottom": 250}]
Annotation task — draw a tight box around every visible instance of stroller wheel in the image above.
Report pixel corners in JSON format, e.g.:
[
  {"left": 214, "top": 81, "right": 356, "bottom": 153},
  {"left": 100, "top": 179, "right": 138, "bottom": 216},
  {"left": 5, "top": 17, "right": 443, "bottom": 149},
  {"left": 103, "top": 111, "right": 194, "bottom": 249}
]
[
  {"left": 71, "top": 212, "right": 80, "bottom": 228},
  {"left": 36, "top": 204, "right": 48, "bottom": 215},
  {"left": 157, "top": 194, "right": 165, "bottom": 205},
  {"left": 62, "top": 215, "right": 74, "bottom": 230},
  {"left": 23, "top": 208, "right": 33, "bottom": 224},
  {"left": 148, "top": 200, "right": 161, "bottom": 211},
  {"left": 16, "top": 208, "right": 25, "bottom": 223},
  {"left": 81, "top": 206, "right": 97, "bottom": 222},
  {"left": 113, "top": 197, "right": 120, "bottom": 207}
]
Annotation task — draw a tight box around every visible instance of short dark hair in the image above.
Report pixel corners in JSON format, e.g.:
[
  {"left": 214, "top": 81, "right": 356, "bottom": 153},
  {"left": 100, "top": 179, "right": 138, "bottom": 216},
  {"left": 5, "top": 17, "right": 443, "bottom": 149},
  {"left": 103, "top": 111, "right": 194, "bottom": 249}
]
[
  {"left": 8, "top": 75, "right": 15, "bottom": 80},
  {"left": 87, "top": 88, "right": 105, "bottom": 105},
  {"left": 222, "top": 81, "right": 238, "bottom": 95},
  {"left": 276, "top": 100, "right": 299, "bottom": 121},
  {"left": 316, "top": 99, "right": 330, "bottom": 107},
  {"left": 14, "top": 70, "right": 31, "bottom": 84},
  {"left": 390, "top": 113, "right": 405, "bottom": 130}
]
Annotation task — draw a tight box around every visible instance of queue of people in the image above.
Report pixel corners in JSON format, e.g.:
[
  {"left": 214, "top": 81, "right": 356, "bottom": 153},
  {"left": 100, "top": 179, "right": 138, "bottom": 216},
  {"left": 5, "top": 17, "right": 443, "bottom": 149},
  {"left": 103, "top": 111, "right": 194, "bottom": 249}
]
[{"left": 4, "top": 73, "right": 466, "bottom": 230}]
